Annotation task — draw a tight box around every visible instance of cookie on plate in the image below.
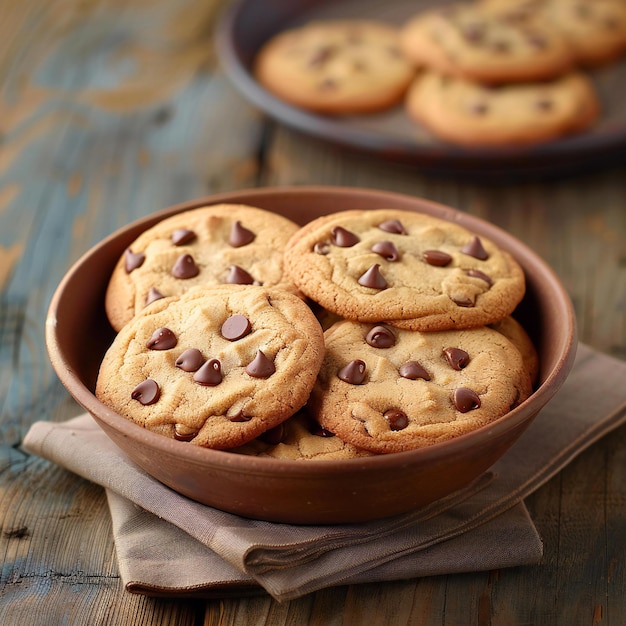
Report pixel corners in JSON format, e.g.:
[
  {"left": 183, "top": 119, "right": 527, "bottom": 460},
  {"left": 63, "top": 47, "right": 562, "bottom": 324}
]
[
  {"left": 230, "top": 409, "right": 375, "bottom": 460},
  {"left": 481, "top": 0, "right": 626, "bottom": 67},
  {"left": 96, "top": 285, "right": 325, "bottom": 449},
  {"left": 400, "top": 2, "right": 574, "bottom": 83},
  {"left": 284, "top": 209, "right": 525, "bottom": 331},
  {"left": 254, "top": 19, "right": 415, "bottom": 114},
  {"left": 545, "top": 0, "right": 626, "bottom": 67},
  {"left": 404, "top": 70, "right": 599, "bottom": 146},
  {"left": 105, "top": 204, "right": 300, "bottom": 331},
  {"left": 309, "top": 320, "right": 533, "bottom": 454}
]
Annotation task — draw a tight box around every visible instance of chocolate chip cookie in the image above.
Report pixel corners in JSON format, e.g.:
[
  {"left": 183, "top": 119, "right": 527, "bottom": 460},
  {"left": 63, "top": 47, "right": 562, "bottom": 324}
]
[
  {"left": 254, "top": 19, "right": 415, "bottom": 114},
  {"left": 283, "top": 209, "right": 525, "bottom": 331},
  {"left": 230, "top": 409, "right": 375, "bottom": 460},
  {"left": 400, "top": 2, "right": 574, "bottom": 83},
  {"left": 482, "top": 0, "right": 626, "bottom": 66},
  {"left": 490, "top": 315, "right": 539, "bottom": 384},
  {"left": 545, "top": 0, "right": 626, "bottom": 66},
  {"left": 96, "top": 285, "right": 325, "bottom": 449},
  {"left": 104, "top": 204, "right": 300, "bottom": 331},
  {"left": 404, "top": 70, "right": 599, "bottom": 146},
  {"left": 309, "top": 320, "right": 533, "bottom": 454}
]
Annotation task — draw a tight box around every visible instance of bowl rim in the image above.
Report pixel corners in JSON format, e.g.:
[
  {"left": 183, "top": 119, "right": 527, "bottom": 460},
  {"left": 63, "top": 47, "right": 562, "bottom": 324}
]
[{"left": 46, "top": 185, "right": 577, "bottom": 477}]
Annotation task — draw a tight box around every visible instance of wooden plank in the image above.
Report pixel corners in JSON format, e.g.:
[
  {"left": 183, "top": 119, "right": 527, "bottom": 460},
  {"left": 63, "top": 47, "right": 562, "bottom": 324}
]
[
  {"left": 1, "top": 578, "right": 201, "bottom": 626},
  {"left": 605, "top": 426, "right": 626, "bottom": 625}
]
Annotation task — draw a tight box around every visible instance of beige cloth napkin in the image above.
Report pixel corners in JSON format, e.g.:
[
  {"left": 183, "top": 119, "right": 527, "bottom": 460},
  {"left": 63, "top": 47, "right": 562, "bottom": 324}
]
[{"left": 23, "top": 344, "right": 626, "bottom": 601}]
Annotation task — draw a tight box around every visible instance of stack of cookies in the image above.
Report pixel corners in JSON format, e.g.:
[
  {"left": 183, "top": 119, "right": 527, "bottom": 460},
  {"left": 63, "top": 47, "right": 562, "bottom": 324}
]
[
  {"left": 96, "top": 204, "right": 538, "bottom": 459},
  {"left": 252, "top": 1, "right": 626, "bottom": 146}
]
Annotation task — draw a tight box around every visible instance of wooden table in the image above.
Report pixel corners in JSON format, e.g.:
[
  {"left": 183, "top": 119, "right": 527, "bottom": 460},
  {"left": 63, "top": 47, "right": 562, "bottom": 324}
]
[{"left": 1, "top": 0, "right": 625, "bottom": 623}]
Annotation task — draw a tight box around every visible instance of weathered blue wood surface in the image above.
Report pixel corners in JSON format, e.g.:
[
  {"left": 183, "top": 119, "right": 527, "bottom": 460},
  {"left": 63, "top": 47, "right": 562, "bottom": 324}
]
[{"left": 1, "top": 0, "right": 625, "bottom": 624}]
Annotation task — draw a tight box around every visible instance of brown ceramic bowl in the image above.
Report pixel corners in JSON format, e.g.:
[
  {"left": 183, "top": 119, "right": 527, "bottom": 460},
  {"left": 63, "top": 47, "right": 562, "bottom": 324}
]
[{"left": 46, "top": 186, "right": 577, "bottom": 524}]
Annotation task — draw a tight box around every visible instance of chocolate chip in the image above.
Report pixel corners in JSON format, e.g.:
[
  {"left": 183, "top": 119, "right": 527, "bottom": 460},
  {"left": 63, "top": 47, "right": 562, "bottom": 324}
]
[
  {"left": 331, "top": 226, "right": 360, "bottom": 247},
  {"left": 131, "top": 379, "right": 160, "bottom": 405},
  {"left": 308, "top": 45, "right": 336, "bottom": 66},
  {"left": 371, "top": 241, "right": 400, "bottom": 261},
  {"left": 527, "top": 33, "right": 547, "bottom": 49},
  {"left": 451, "top": 295, "right": 475, "bottom": 307},
  {"left": 146, "top": 327, "right": 177, "bottom": 350},
  {"left": 399, "top": 361, "right": 431, "bottom": 381},
  {"left": 193, "top": 359, "right": 222, "bottom": 386},
  {"left": 492, "top": 40, "right": 511, "bottom": 53},
  {"left": 358, "top": 264, "right": 387, "bottom": 289},
  {"left": 365, "top": 325, "right": 396, "bottom": 348},
  {"left": 125, "top": 249, "right": 145, "bottom": 273},
  {"left": 318, "top": 78, "right": 338, "bottom": 91},
  {"left": 423, "top": 249, "right": 452, "bottom": 266},
  {"left": 172, "top": 253, "right": 200, "bottom": 279},
  {"left": 536, "top": 98, "right": 553, "bottom": 111},
  {"left": 171, "top": 229, "right": 196, "bottom": 246},
  {"left": 221, "top": 314, "right": 251, "bottom": 341},
  {"left": 175, "top": 348, "right": 205, "bottom": 372},
  {"left": 384, "top": 409, "right": 409, "bottom": 431},
  {"left": 145, "top": 287, "right": 165, "bottom": 305},
  {"left": 461, "top": 236, "right": 489, "bottom": 260},
  {"left": 229, "top": 410, "right": 252, "bottom": 422},
  {"left": 314, "top": 241, "right": 331, "bottom": 255},
  {"left": 443, "top": 347, "right": 470, "bottom": 370},
  {"left": 466, "top": 268, "right": 493, "bottom": 285},
  {"left": 174, "top": 424, "right": 197, "bottom": 441},
  {"left": 310, "top": 421, "right": 335, "bottom": 437},
  {"left": 246, "top": 350, "right": 275, "bottom": 378},
  {"left": 338, "top": 359, "right": 366, "bottom": 384},
  {"left": 462, "top": 22, "right": 485, "bottom": 42},
  {"left": 378, "top": 219, "right": 406, "bottom": 234},
  {"left": 229, "top": 221, "right": 256, "bottom": 247},
  {"left": 453, "top": 388, "right": 481, "bottom": 412},
  {"left": 317, "top": 42, "right": 339, "bottom": 59},
  {"left": 225, "top": 265, "right": 255, "bottom": 285},
  {"left": 469, "top": 101, "right": 489, "bottom": 115},
  {"left": 258, "top": 423, "right": 286, "bottom": 445}
]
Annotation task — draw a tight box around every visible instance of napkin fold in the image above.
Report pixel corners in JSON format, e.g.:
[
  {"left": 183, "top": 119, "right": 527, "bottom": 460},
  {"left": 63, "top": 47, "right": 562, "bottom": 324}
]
[{"left": 23, "top": 344, "right": 626, "bottom": 601}]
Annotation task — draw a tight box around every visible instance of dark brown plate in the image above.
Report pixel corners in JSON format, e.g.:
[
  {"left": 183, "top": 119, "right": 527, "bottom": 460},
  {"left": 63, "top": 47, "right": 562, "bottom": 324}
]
[{"left": 215, "top": 0, "right": 626, "bottom": 179}]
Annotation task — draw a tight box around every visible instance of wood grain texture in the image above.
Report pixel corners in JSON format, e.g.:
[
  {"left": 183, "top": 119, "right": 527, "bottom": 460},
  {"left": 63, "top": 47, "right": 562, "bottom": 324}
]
[{"left": 1, "top": 0, "right": 625, "bottom": 624}]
